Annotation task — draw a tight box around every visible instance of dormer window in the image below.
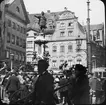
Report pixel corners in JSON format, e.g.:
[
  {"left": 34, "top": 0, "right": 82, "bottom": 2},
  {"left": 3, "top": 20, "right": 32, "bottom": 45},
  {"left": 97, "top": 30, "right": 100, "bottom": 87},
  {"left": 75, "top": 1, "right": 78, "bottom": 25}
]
[{"left": 16, "top": 6, "right": 20, "bottom": 13}]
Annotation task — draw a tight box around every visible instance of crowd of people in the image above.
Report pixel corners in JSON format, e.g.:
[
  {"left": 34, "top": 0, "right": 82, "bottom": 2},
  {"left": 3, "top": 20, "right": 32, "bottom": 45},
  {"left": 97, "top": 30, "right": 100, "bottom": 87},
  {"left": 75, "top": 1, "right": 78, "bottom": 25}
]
[{"left": 0, "top": 60, "right": 106, "bottom": 105}]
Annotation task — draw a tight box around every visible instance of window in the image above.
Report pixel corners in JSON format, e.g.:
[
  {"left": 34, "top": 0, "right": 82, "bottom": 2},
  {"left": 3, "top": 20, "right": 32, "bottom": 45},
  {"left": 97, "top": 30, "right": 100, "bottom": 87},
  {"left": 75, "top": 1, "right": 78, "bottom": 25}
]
[
  {"left": 16, "top": 36, "right": 19, "bottom": 46},
  {"left": 21, "top": 53, "right": 25, "bottom": 62},
  {"left": 77, "top": 59, "right": 82, "bottom": 64},
  {"left": 97, "top": 30, "right": 100, "bottom": 39},
  {"left": 17, "top": 25, "right": 20, "bottom": 31},
  {"left": 20, "top": 27, "right": 23, "bottom": 33},
  {"left": 68, "top": 45, "right": 73, "bottom": 52},
  {"left": 68, "top": 60, "right": 72, "bottom": 67},
  {"left": 15, "top": 52, "right": 19, "bottom": 60},
  {"left": 93, "top": 30, "right": 97, "bottom": 36},
  {"left": 60, "top": 23, "right": 65, "bottom": 28},
  {"left": 60, "top": 60, "right": 64, "bottom": 64},
  {"left": 11, "top": 34, "right": 15, "bottom": 44},
  {"left": 19, "top": 54, "right": 22, "bottom": 61},
  {"left": 13, "top": 22, "right": 16, "bottom": 29},
  {"left": 68, "top": 31, "right": 73, "bottom": 36},
  {"left": 27, "top": 41, "right": 33, "bottom": 48},
  {"left": 60, "top": 45, "right": 65, "bottom": 53},
  {"left": 23, "top": 40, "right": 26, "bottom": 48},
  {"left": 92, "top": 60, "right": 96, "bottom": 68},
  {"left": 8, "top": 19, "right": 11, "bottom": 27},
  {"left": 52, "top": 60, "right": 57, "bottom": 67},
  {"left": 93, "top": 35, "right": 96, "bottom": 41},
  {"left": 68, "top": 22, "right": 73, "bottom": 27},
  {"left": 7, "top": 32, "right": 11, "bottom": 43},
  {"left": 16, "top": 6, "right": 20, "bottom": 13},
  {"left": 60, "top": 31, "right": 65, "bottom": 37},
  {"left": 103, "top": 72, "right": 106, "bottom": 78},
  {"left": 52, "top": 46, "right": 57, "bottom": 52},
  {"left": 20, "top": 38, "right": 22, "bottom": 47},
  {"left": 6, "top": 50, "right": 10, "bottom": 58}
]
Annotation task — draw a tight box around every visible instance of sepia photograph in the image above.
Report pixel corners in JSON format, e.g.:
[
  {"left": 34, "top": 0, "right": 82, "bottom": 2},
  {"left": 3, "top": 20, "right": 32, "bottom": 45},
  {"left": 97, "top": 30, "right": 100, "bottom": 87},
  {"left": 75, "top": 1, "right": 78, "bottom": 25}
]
[{"left": 0, "top": 0, "right": 105, "bottom": 105}]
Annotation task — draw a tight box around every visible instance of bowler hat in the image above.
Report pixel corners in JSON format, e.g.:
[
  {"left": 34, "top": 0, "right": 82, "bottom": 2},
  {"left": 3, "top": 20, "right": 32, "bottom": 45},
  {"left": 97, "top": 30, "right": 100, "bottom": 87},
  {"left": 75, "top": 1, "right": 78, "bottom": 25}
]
[
  {"left": 38, "top": 59, "right": 49, "bottom": 67},
  {"left": 75, "top": 64, "right": 87, "bottom": 73}
]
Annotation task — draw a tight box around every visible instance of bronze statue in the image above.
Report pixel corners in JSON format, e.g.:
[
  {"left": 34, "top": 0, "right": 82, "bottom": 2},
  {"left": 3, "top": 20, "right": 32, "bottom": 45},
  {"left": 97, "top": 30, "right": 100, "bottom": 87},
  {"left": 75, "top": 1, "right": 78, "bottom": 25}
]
[{"left": 34, "top": 11, "right": 47, "bottom": 32}]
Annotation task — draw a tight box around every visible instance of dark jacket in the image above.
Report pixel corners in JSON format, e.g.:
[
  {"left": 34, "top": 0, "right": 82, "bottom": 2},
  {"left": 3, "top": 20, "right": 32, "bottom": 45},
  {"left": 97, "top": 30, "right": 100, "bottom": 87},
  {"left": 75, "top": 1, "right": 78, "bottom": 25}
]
[
  {"left": 59, "top": 78, "right": 68, "bottom": 92},
  {"left": 33, "top": 71, "right": 55, "bottom": 104},
  {"left": 71, "top": 74, "right": 90, "bottom": 104},
  {"left": 5, "top": 75, "right": 20, "bottom": 92}
]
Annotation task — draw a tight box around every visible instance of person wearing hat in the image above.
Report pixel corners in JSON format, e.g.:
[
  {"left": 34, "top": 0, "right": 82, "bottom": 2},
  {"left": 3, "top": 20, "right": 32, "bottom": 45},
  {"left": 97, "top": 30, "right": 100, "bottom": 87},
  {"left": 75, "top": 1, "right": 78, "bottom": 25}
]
[
  {"left": 32, "top": 59, "right": 56, "bottom": 105},
  {"left": 5, "top": 72, "right": 20, "bottom": 101},
  {"left": 70, "top": 64, "right": 90, "bottom": 104}
]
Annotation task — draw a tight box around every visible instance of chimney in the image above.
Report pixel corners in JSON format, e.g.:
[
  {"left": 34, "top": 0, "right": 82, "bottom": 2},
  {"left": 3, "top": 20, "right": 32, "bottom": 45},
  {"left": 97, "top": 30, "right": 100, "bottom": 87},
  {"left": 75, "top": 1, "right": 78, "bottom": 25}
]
[
  {"left": 64, "top": 7, "right": 67, "bottom": 11},
  {"left": 47, "top": 10, "right": 50, "bottom": 13}
]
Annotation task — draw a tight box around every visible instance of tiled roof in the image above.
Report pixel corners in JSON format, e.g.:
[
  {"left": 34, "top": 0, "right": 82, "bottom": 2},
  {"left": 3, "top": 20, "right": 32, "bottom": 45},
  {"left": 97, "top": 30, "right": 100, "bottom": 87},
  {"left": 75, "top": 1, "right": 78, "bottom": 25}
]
[
  {"left": 84, "top": 23, "right": 104, "bottom": 31},
  {"left": 77, "top": 22, "right": 85, "bottom": 34},
  {"left": 90, "top": 24, "right": 104, "bottom": 30},
  {"left": 27, "top": 11, "right": 63, "bottom": 34}
]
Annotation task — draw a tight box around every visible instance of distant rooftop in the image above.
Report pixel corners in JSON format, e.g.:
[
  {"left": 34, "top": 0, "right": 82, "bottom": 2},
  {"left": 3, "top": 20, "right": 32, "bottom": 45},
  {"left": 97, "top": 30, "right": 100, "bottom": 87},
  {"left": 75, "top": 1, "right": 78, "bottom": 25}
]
[
  {"left": 84, "top": 23, "right": 104, "bottom": 31},
  {"left": 27, "top": 9, "right": 77, "bottom": 34}
]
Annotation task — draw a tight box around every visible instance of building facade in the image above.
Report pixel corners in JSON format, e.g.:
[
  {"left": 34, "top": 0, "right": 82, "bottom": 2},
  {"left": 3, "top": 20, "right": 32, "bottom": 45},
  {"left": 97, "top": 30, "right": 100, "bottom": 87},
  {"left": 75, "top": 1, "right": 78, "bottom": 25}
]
[
  {"left": 0, "top": 0, "right": 29, "bottom": 70},
  {"left": 26, "top": 27, "right": 39, "bottom": 64},
  {"left": 27, "top": 8, "right": 105, "bottom": 72},
  {"left": 47, "top": 9, "right": 87, "bottom": 70}
]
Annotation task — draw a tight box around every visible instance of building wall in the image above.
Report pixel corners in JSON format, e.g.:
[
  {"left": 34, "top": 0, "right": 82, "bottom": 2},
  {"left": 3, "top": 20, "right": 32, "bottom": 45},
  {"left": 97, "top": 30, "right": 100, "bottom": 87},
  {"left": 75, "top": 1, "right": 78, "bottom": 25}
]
[
  {"left": 4, "top": 13, "right": 26, "bottom": 68},
  {"left": 0, "top": 1, "right": 5, "bottom": 61},
  {"left": 46, "top": 10, "right": 87, "bottom": 70},
  {"left": 92, "top": 42, "right": 105, "bottom": 68},
  {"left": 26, "top": 30, "right": 39, "bottom": 63},
  {"left": 27, "top": 9, "right": 106, "bottom": 72},
  {"left": 0, "top": 0, "right": 29, "bottom": 70}
]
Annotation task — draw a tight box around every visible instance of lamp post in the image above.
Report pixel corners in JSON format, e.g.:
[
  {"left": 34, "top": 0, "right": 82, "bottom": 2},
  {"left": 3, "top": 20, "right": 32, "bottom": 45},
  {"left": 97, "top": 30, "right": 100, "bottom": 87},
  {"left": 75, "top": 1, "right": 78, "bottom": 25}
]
[
  {"left": 87, "top": 0, "right": 92, "bottom": 73},
  {"left": 10, "top": 53, "right": 14, "bottom": 70}
]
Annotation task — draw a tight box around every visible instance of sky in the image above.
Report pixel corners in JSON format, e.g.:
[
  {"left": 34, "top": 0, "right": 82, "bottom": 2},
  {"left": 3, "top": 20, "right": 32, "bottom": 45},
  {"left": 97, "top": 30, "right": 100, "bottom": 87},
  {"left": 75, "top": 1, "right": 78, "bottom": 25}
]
[{"left": 23, "top": 0, "right": 105, "bottom": 25}]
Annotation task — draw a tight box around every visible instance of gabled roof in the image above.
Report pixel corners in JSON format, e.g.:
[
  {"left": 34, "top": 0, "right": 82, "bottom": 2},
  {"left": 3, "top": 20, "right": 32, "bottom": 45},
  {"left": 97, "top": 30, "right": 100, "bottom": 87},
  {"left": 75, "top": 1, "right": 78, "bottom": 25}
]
[
  {"left": 77, "top": 22, "right": 85, "bottom": 34},
  {"left": 21, "top": 0, "right": 30, "bottom": 24},
  {"left": 5, "top": 0, "right": 30, "bottom": 24}
]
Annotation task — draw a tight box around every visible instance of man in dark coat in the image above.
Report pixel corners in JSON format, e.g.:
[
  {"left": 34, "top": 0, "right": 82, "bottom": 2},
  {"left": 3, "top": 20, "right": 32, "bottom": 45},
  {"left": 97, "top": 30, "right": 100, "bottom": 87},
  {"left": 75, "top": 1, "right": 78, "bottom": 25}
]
[
  {"left": 5, "top": 72, "right": 20, "bottom": 101},
  {"left": 32, "top": 59, "right": 55, "bottom": 105},
  {"left": 70, "top": 64, "right": 90, "bottom": 104}
]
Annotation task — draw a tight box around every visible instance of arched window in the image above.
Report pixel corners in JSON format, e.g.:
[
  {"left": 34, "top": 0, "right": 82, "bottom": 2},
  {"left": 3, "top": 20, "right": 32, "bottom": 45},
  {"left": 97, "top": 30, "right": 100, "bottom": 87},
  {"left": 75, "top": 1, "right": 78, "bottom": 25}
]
[
  {"left": 52, "top": 45, "right": 57, "bottom": 52},
  {"left": 60, "top": 45, "right": 65, "bottom": 53}
]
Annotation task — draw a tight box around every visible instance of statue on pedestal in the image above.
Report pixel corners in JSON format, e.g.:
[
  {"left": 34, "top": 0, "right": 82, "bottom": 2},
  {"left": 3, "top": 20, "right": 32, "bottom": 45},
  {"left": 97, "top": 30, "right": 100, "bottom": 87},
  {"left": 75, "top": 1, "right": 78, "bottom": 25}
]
[{"left": 34, "top": 11, "right": 47, "bottom": 33}]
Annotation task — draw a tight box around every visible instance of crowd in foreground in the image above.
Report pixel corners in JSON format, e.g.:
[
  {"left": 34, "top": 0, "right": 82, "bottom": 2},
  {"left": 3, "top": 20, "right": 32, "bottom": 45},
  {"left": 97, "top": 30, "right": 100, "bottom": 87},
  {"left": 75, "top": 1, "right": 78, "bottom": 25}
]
[{"left": 0, "top": 60, "right": 106, "bottom": 105}]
